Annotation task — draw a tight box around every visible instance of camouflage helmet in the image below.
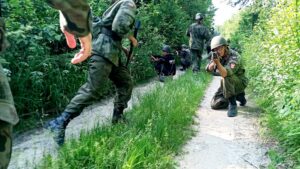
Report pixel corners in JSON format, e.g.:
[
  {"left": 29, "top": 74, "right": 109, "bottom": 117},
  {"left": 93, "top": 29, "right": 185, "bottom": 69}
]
[
  {"left": 162, "top": 45, "right": 171, "bottom": 53},
  {"left": 211, "top": 36, "right": 228, "bottom": 50},
  {"left": 195, "top": 13, "right": 204, "bottom": 20}
]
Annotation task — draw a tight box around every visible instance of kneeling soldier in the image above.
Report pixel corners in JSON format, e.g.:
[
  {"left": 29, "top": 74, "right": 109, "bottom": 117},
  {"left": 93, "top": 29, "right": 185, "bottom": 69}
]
[{"left": 206, "top": 36, "right": 248, "bottom": 117}]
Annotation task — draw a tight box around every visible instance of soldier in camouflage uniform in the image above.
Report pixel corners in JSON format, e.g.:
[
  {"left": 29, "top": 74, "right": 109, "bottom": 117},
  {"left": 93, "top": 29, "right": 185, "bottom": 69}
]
[
  {"left": 47, "top": 0, "right": 138, "bottom": 146},
  {"left": 186, "top": 13, "right": 211, "bottom": 72},
  {"left": 0, "top": 0, "right": 92, "bottom": 167},
  {"left": 206, "top": 36, "right": 248, "bottom": 117}
]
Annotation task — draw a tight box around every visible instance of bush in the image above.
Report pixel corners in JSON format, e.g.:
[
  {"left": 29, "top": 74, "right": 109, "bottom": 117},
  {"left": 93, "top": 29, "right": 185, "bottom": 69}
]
[{"left": 220, "top": 0, "right": 300, "bottom": 167}]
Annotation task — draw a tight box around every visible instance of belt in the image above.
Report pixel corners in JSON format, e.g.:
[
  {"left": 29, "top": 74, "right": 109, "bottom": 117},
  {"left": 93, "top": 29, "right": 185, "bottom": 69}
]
[{"left": 101, "top": 27, "right": 122, "bottom": 41}]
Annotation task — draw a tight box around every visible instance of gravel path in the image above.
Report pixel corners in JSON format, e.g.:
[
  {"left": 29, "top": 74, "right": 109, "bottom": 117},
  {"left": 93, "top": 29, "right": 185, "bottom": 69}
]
[{"left": 177, "top": 76, "right": 270, "bottom": 169}]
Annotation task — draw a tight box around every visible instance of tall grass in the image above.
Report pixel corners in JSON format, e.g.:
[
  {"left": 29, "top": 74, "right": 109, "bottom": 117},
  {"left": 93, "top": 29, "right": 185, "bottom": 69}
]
[
  {"left": 220, "top": 0, "right": 300, "bottom": 167},
  {"left": 39, "top": 71, "right": 211, "bottom": 169}
]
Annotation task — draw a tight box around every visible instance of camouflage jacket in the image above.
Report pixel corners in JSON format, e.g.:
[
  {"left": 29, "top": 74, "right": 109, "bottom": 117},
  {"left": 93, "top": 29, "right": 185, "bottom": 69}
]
[
  {"left": 187, "top": 23, "right": 211, "bottom": 51},
  {"left": 92, "top": 0, "right": 136, "bottom": 66},
  {"left": 207, "top": 49, "right": 248, "bottom": 86}
]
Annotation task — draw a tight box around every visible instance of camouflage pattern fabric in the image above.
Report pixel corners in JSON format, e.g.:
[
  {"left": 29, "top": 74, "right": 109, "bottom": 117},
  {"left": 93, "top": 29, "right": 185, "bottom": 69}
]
[
  {"left": 179, "top": 48, "right": 191, "bottom": 70},
  {"left": 0, "top": 18, "right": 8, "bottom": 52},
  {"left": 46, "top": 0, "right": 92, "bottom": 37},
  {"left": 0, "top": 15, "right": 18, "bottom": 125},
  {"left": 208, "top": 49, "right": 248, "bottom": 108},
  {"left": 0, "top": 120, "right": 12, "bottom": 169},
  {"left": 210, "top": 85, "right": 229, "bottom": 110},
  {"left": 0, "top": 64, "right": 18, "bottom": 126},
  {"left": 190, "top": 49, "right": 202, "bottom": 71},
  {"left": 187, "top": 23, "right": 211, "bottom": 51},
  {"left": 64, "top": 56, "right": 133, "bottom": 114},
  {"left": 187, "top": 23, "right": 211, "bottom": 71},
  {"left": 92, "top": 0, "right": 136, "bottom": 66}
]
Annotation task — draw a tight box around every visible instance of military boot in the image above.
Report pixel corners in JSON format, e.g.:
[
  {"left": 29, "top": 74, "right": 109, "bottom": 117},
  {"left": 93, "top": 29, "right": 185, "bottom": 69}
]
[
  {"left": 227, "top": 104, "right": 238, "bottom": 117},
  {"left": 112, "top": 107, "right": 125, "bottom": 124},
  {"left": 158, "top": 74, "right": 165, "bottom": 82},
  {"left": 227, "top": 96, "right": 238, "bottom": 117},
  {"left": 236, "top": 92, "right": 247, "bottom": 106},
  {"left": 46, "top": 112, "right": 75, "bottom": 146}
]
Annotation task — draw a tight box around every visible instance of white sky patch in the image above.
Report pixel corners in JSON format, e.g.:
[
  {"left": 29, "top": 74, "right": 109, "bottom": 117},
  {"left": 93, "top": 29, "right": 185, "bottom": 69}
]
[{"left": 212, "top": 0, "right": 240, "bottom": 26}]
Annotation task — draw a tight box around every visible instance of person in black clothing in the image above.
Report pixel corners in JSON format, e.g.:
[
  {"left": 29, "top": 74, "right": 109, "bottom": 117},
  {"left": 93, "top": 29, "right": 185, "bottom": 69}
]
[
  {"left": 176, "top": 44, "right": 191, "bottom": 71},
  {"left": 151, "top": 45, "right": 176, "bottom": 82}
]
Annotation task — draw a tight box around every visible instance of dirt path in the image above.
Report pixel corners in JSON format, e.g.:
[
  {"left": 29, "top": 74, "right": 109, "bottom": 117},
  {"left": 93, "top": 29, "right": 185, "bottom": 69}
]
[
  {"left": 9, "top": 71, "right": 184, "bottom": 169},
  {"left": 177, "top": 76, "right": 270, "bottom": 169}
]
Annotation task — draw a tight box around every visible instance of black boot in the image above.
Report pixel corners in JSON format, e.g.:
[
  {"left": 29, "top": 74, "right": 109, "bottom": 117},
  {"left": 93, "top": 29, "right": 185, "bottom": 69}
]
[
  {"left": 46, "top": 112, "right": 77, "bottom": 146},
  {"left": 236, "top": 92, "right": 247, "bottom": 106},
  {"left": 227, "top": 96, "right": 238, "bottom": 117},
  {"left": 158, "top": 74, "right": 165, "bottom": 82},
  {"left": 112, "top": 107, "right": 125, "bottom": 124}
]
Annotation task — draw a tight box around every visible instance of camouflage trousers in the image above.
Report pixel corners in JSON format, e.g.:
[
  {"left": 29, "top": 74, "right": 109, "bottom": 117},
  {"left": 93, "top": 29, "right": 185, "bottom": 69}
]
[
  {"left": 190, "top": 49, "right": 202, "bottom": 72},
  {"left": 64, "top": 55, "right": 133, "bottom": 115},
  {"left": 0, "top": 120, "right": 12, "bottom": 169},
  {"left": 211, "top": 75, "right": 246, "bottom": 109}
]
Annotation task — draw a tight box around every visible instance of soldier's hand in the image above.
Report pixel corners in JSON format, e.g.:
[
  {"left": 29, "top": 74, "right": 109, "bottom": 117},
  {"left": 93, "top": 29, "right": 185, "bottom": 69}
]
[
  {"left": 70, "top": 33, "right": 92, "bottom": 64},
  {"left": 59, "top": 12, "right": 92, "bottom": 64},
  {"left": 128, "top": 36, "right": 138, "bottom": 47},
  {"left": 62, "top": 30, "right": 92, "bottom": 64},
  {"left": 213, "top": 57, "right": 220, "bottom": 64}
]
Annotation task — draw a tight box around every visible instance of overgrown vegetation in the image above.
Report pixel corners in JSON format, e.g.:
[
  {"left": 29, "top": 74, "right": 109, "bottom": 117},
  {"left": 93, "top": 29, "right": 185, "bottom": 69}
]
[
  {"left": 0, "top": 0, "right": 213, "bottom": 130},
  {"left": 220, "top": 0, "right": 300, "bottom": 167},
  {"left": 39, "top": 71, "right": 211, "bottom": 169}
]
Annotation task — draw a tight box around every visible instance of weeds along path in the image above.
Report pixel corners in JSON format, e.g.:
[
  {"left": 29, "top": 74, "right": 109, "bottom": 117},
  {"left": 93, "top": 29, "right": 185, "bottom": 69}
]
[
  {"left": 177, "top": 76, "right": 271, "bottom": 169},
  {"left": 9, "top": 71, "right": 184, "bottom": 169}
]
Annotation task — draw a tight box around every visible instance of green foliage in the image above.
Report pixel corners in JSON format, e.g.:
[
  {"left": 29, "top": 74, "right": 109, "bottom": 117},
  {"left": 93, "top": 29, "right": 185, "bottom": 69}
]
[
  {"left": 1, "top": 0, "right": 213, "bottom": 130},
  {"left": 39, "top": 71, "right": 211, "bottom": 169},
  {"left": 177, "top": 0, "right": 215, "bottom": 25},
  {"left": 221, "top": 0, "right": 300, "bottom": 167}
]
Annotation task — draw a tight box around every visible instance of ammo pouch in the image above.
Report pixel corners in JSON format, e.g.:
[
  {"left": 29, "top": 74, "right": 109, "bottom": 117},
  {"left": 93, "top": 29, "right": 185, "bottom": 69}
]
[{"left": 92, "top": 16, "right": 122, "bottom": 42}]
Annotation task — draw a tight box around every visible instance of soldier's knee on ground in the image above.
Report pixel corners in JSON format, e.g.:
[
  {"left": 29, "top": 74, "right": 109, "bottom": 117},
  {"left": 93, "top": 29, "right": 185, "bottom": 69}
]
[
  {"left": 223, "top": 75, "right": 246, "bottom": 99},
  {"left": 0, "top": 121, "right": 12, "bottom": 169},
  {"left": 210, "top": 97, "right": 229, "bottom": 110}
]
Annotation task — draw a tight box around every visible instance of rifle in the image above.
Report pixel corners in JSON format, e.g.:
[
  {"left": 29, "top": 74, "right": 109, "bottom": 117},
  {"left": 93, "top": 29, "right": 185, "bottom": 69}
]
[{"left": 126, "top": 20, "right": 141, "bottom": 67}]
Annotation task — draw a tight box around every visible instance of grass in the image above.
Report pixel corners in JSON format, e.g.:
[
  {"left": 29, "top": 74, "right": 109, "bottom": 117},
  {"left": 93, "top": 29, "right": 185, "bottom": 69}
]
[{"left": 39, "top": 71, "right": 211, "bottom": 169}]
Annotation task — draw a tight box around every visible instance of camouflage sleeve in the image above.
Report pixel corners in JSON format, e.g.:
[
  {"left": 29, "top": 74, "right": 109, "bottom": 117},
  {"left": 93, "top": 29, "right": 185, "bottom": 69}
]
[
  {"left": 46, "top": 0, "right": 92, "bottom": 37},
  {"left": 225, "top": 51, "right": 241, "bottom": 76},
  {"left": 112, "top": 1, "right": 136, "bottom": 38}
]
